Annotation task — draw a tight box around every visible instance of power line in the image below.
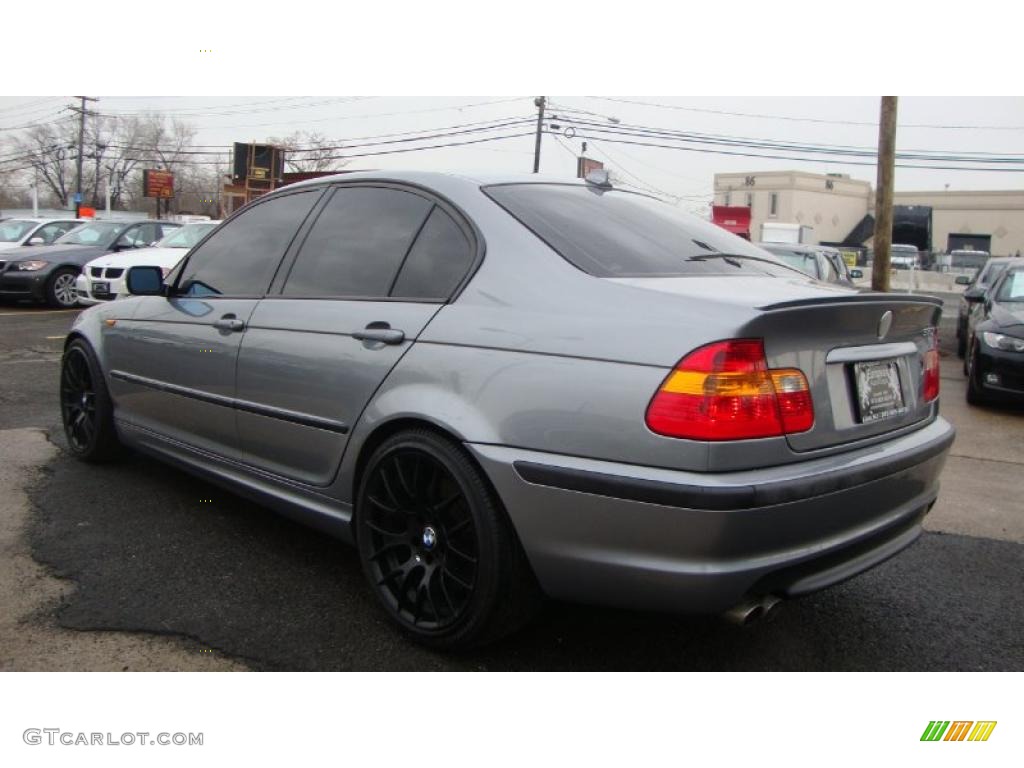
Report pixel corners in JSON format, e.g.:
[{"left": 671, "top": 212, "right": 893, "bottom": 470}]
[
  {"left": 94, "top": 96, "right": 373, "bottom": 119},
  {"left": 553, "top": 116, "right": 1024, "bottom": 165},
  {"left": 558, "top": 130, "right": 1024, "bottom": 172},
  {"left": 553, "top": 104, "right": 1024, "bottom": 158},
  {"left": 584, "top": 96, "right": 1024, "bottom": 130},
  {"left": 0, "top": 129, "right": 537, "bottom": 172},
  {"left": 97, "top": 96, "right": 532, "bottom": 133},
  {"left": 0, "top": 116, "right": 537, "bottom": 166},
  {"left": 0, "top": 97, "right": 67, "bottom": 122}
]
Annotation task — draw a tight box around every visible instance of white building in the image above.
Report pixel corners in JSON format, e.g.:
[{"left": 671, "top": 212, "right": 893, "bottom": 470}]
[{"left": 713, "top": 170, "right": 1024, "bottom": 255}]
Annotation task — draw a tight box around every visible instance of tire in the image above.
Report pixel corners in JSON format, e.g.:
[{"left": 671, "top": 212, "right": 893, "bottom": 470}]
[
  {"left": 46, "top": 267, "right": 79, "bottom": 308},
  {"left": 59, "top": 339, "right": 122, "bottom": 462},
  {"left": 965, "top": 342, "right": 989, "bottom": 406},
  {"left": 355, "top": 428, "right": 540, "bottom": 649},
  {"left": 956, "top": 325, "right": 966, "bottom": 359}
]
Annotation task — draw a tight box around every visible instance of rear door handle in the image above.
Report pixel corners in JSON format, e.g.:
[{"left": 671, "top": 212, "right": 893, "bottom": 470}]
[
  {"left": 352, "top": 323, "right": 405, "bottom": 345},
  {"left": 213, "top": 314, "right": 245, "bottom": 332}
]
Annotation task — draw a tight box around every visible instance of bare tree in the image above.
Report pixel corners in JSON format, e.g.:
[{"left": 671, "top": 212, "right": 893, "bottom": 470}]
[
  {"left": 268, "top": 131, "right": 348, "bottom": 173},
  {"left": 11, "top": 119, "right": 78, "bottom": 207}
]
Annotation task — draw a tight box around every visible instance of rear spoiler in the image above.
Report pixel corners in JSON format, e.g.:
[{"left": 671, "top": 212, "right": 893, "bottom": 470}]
[{"left": 759, "top": 292, "right": 943, "bottom": 311}]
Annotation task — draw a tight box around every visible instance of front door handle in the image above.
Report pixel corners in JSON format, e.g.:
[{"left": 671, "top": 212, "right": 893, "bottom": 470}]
[
  {"left": 352, "top": 322, "right": 405, "bottom": 345},
  {"left": 213, "top": 314, "right": 245, "bottom": 332}
]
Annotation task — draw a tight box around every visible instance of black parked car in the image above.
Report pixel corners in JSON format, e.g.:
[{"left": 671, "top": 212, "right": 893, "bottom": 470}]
[
  {"left": 0, "top": 219, "right": 180, "bottom": 308},
  {"left": 955, "top": 256, "right": 1017, "bottom": 358},
  {"left": 964, "top": 264, "right": 1024, "bottom": 405}
]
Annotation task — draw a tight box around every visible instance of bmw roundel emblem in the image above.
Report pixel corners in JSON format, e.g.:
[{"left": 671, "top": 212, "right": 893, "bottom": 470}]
[
  {"left": 422, "top": 526, "right": 437, "bottom": 551},
  {"left": 877, "top": 310, "right": 893, "bottom": 341}
]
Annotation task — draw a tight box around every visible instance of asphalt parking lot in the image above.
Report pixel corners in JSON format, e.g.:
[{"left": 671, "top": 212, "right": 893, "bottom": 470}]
[{"left": 1, "top": 299, "right": 1022, "bottom": 671}]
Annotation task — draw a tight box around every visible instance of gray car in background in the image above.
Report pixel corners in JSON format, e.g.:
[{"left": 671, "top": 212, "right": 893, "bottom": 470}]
[
  {"left": 0, "top": 219, "right": 181, "bottom": 307},
  {"left": 60, "top": 171, "right": 955, "bottom": 648},
  {"left": 758, "top": 242, "right": 861, "bottom": 286}
]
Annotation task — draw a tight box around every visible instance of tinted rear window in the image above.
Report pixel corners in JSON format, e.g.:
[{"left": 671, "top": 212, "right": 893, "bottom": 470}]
[{"left": 484, "top": 184, "right": 799, "bottom": 278}]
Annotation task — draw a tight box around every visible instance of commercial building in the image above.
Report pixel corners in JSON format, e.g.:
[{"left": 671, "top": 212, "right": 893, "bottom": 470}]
[{"left": 713, "top": 170, "right": 1024, "bottom": 256}]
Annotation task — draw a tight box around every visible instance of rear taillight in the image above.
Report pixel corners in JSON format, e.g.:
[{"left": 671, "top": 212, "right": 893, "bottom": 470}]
[
  {"left": 922, "top": 333, "right": 940, "bottom": 403},
  {"left": 645, "top": 339, "right": 814, "bottom": 441}
]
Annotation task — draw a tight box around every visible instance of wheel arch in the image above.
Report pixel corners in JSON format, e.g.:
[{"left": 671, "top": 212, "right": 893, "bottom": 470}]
[{"left": 348, "top": 416, "right": 481, "bottom": 530}]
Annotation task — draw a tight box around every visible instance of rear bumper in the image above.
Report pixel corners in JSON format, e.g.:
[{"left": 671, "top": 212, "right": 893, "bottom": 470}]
[{"left": 468, "top": 417, "right": 955, "bottom": 613}]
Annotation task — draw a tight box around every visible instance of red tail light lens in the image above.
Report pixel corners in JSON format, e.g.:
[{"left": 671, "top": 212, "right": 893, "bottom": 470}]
[
  {"left": 922, "top": 333, "right": 940, "bottom": 403},
  {"left": 645, "top": 339, "right": 814, "bottom": 441}
]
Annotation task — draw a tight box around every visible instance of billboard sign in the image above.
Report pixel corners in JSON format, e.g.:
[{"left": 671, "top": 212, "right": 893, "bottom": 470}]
[
  {"left": 143, "top": 169, "right": 175, "bottom": 199},
  {"left": 576, "top": 157, "right": 604, "bottom": 179}
]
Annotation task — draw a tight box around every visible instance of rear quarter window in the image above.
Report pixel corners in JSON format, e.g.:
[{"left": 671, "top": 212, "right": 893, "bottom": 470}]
[{"left": 483, "top": 183, "right": 798, "bottom": 278}]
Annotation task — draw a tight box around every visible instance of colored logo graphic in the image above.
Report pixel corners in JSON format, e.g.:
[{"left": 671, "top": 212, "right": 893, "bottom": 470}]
[{"left": 921, "top": 721, "right": 997, "bottom": 742}]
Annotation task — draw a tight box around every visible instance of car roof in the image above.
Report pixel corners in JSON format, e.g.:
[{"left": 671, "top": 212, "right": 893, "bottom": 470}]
[
  {"left": 3, "top": 217, "right": 82, "bottom": 224},
  {"left": 278, "top": 169, "right": 592, "bottom": 193}
]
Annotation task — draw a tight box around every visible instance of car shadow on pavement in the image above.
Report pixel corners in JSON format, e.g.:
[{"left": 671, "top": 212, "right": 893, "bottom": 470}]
[{"left": 28, "top": 435, "right": 1024, "bottom": 672}]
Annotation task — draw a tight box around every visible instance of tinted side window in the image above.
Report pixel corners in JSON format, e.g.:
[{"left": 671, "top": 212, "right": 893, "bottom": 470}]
[
  {"left": 391, "top": 207, "right": 473, "bottom": 299},
  {"left": 283, "top": 187, "right": 432, "bottom": 298},
  {"left": 177, "top": 191, "right": 318, "bottom": 297}
]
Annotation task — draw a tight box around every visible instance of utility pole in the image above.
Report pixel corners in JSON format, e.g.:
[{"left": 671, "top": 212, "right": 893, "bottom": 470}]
[
  {"left": 71, "top": 96, "right": 98, "bottom": 217},
  {"left": 872, "top": 96, "right": 898, "bottom": 292},
  {"left": 532, "top": 96, "right": 546, "bottom": 173}
]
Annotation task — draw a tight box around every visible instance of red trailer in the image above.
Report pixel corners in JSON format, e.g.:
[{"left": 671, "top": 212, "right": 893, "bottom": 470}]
[{"left": 711, "top": 205, "right": 752, "bottom": 240}]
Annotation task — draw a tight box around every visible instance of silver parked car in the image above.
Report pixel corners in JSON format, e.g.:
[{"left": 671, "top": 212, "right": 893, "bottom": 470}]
[{"left": 60, "top": 171, "right": 955, "bottom": 648}]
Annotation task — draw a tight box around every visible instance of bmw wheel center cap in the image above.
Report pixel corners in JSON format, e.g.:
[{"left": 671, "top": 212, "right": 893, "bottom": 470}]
[{"left": 422, "top": 526, "right": 438, "bottom": 551}]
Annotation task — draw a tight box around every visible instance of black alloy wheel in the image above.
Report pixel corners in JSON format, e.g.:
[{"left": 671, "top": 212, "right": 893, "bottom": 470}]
[
  {"left": 60, "top": 340, "right": 121, "bottom": 461},
  {"left": 356, "top": 429, "right": 540, "bottom": 649}
]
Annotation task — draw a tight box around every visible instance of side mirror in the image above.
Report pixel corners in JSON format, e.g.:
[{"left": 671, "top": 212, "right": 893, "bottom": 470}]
[
  {"left": 954, "top": 275, "right": 972, "bottom": 286},
  {"left": 850, "top": 269, "right": 863, "bottom": 279},
  {"left": 27, "top": 236, "right": 46, "bottom": 246},
  {"left": 964, "top": 287, "right": 986, "bottom": 302},
  {"left": 126, "top": 265, "right": 165, "bottom": 296}
]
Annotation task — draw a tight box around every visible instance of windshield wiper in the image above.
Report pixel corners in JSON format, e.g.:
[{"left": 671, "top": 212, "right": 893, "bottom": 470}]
[{"left": 686, "top": 252, "right": 802, "bottom": 273}]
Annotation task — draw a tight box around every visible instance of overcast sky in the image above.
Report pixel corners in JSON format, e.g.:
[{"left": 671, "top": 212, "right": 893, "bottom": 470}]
[{"left": 2, "top": 95, "right": 1021, "bottom": 212}]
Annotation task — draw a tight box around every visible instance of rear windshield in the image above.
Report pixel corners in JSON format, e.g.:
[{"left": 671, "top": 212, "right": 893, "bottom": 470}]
[{"left": 484, "top": 183, "right": 802, "bottom": 278}]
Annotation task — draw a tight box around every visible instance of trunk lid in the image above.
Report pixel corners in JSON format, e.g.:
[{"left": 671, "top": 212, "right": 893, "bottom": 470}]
[{"left": 607, "top": 276, "right": 941, "bottom": 453}]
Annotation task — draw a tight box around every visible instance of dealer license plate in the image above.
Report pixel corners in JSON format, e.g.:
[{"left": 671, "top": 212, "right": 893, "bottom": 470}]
[
  {"left": 92, "top": 281, "right": 110, "bottom": 295},
  {"left": 854, "top": 360, "right": 906, "bottom": 423}
]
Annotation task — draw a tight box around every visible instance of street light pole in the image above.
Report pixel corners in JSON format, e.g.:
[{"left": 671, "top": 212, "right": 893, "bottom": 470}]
[{"left": 532, "top": 96, "right": 546, "bottom": 173}]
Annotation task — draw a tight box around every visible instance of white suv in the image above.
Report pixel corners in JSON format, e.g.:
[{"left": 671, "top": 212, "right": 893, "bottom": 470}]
[{"left": 889, "top": 243, "right": 919, "bottom": 270}]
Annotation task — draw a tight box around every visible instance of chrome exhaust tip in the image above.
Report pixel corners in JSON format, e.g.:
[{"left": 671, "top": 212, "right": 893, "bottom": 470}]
[{"left": 722, "top": 595, "right": 781, "bottom": 626}]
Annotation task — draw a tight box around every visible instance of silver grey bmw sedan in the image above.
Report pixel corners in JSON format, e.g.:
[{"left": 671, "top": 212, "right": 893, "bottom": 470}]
[{"left": 60, "top": 171, "right": 955, "bottom": 648}]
